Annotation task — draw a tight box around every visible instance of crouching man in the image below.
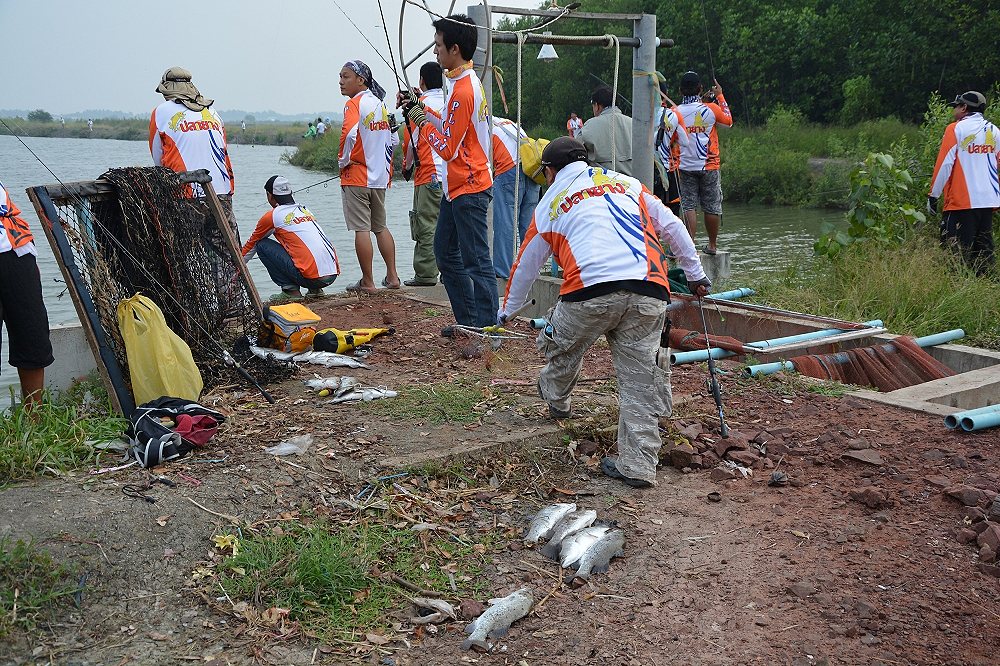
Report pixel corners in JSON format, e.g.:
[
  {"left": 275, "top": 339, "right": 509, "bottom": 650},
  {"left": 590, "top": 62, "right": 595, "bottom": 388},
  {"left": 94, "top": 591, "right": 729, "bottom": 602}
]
[{"left": 498, "top": 137, "right": 710, "bottom": 489}]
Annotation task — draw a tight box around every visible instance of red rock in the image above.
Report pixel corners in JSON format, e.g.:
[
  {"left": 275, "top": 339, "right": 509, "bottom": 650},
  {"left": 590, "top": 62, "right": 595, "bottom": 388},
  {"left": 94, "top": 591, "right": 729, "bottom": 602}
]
[
  {"left": 979, "top": 545, "right": 997, "bottom": 563},
  {"left": 955, "top": 528, "right": 979, "bottom": 545},
  {"left": 669, "top": 442, "right": 697, "bottom": 470},
  {"left": 976, "top": 563, "right": 1000, "bottom": 579},
  {"left": 576, "top": 439, "right": 599, "bottom": 456},
  {"left": 713, "top": 433, "right": 749, "bottom": 458},
  {"left": 945, "top": 485, "right": 989, "bottom": 507},
  {"left": 787, "top": 581, "right": 817, "bottom": 599},
  {"left": 923, "top": 475, "right": 950, "bottom": 488},
  {"left": 850, "top": 487, "right": 890, "bottom": 509},
  {"left": 679, "top": 423, "right": 703, "bottom": 440},
  {"left": 961, "top": 507, "right": 986, "bottom": 523},
  {"left": 976, "top": 524, "right": 1000, "bottom": 552},
  {"left": 842, "top": 449, "right": 883, "bottom": 466},
  {"left": 726, "top": 450, "right": 760, "bottom": 468},
  {"left": 710, "top": 467, "right": 737, "bottom": 482},
  {"left": 459, "top": 599, "right": 485, "bottom": 620}
]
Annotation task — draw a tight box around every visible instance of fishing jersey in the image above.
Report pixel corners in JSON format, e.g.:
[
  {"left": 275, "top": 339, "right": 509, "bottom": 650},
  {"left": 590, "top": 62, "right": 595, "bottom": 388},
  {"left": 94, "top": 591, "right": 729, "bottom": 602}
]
[
  {"left": 930, "top": 112, "right": 1000, "bottom": 211},
  {"left": 677, "top": 93, "right": 732, "bottom": 171},
  {"left": 566, "top": 116, "right": 583, "bottom": 138},
  {"left": 655, "top": 105, "right": 690, "bottom": 172},
  {"left": 0, "top": 180, "right": 35, "bottom": 256},
  {"left": 402, "top": 88, "right": 445, "bottom": 187},
  {"left": 242, "top": 204, "right": 340, "bottom": 280},
  {"left": 149, "top": 101, "right": 234, "bottom": 195},
  {"left": 502, "top": 161, "right": 706, "bottom": 312},
  {"left": 420, "top": 63, "right": 493, "bottom": 200},
  {"left": 491, "top": 117, "right": 527, "bottom": 176},
  {"left": 339, "top": 90, "right": 398, "bottom": 189}
]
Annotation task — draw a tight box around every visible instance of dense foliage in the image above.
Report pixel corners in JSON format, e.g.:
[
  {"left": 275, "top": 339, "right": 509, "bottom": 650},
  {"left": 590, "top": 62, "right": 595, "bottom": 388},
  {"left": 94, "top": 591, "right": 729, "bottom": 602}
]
[{"left": 491, "top": 0, "right": 999, "bottom": 132}]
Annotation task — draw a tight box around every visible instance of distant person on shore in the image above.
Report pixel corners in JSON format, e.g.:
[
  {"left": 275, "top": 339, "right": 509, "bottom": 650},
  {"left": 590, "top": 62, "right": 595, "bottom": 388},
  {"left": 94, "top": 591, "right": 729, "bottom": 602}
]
[
  {"left": 0, "top": 179, "right": 53, "bottom": 410},
  {"left": 677, "top": 71, "right": 732, "bottom": 255},
  {"left": 241, "top": 119, "right": 246, "bottom": 132},
  {"left": 242, "top": 176, "right": 340, "bottom": 302},
  {"left": 491, "top": 116, "right": 541, "bottom": 279},
  {"left": 316, "top": 117, "right": 326, "bottom": 137},
  {"left": 566, "top": 112, "right": 582, "bottom": 138},
  {"left": 87, "top": 118, "right": 93, "bottom": 132},
  {"left": 654, "top": 79, "right": 689, "bottom": 217},
  {"left": 580, "top": 86, "right": 633, "bottom": 176},
  {"left": 398, "top": 14, "right": 497, "bottom": 331},
  {"left": 928, "top": 91, "right": 999, "bottom": 276},
  {"left": 149, "top": 66, "right": 234, "bottom": 196},
  {"left": 303, "top": 122, "right": 316, "bottom": 139},
  {"left": 339, "top": 59, "right": 401, "bottom": 293},
  {"left": 401, "top": 61, "right": 445, "bottom": 287}
]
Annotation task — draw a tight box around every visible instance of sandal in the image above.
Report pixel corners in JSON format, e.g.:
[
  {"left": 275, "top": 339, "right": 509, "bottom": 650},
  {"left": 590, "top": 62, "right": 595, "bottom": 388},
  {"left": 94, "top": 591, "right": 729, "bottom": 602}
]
[
  {"left": 345, "top": 280, "right": 377, "bottom": 294},
  {"left": 702, "top": 245, "right": 718, "bottom": 256},
  {"left": 381, "top": 277, "right": 401, "bottom": 290}
]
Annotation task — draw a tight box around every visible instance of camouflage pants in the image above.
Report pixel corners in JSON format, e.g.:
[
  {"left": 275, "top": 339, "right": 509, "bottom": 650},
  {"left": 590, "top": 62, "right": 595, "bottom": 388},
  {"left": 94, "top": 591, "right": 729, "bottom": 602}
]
[{"left": 537, "top": 291, "right": 672, "bottom": 484}]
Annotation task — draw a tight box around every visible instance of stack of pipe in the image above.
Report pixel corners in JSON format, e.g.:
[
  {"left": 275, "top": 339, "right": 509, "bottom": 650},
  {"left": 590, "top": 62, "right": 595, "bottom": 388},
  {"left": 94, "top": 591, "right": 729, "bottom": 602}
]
[{"left": 945, "top": 404, "right": 1000, "bottom": 432}]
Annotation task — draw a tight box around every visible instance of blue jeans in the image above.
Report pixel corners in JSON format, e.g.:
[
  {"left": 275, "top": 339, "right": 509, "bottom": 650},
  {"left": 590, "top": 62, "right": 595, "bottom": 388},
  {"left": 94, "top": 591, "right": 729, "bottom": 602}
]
[
  {"left": 492, "top": 168, "right": 541, "bottom": 279},
  {"left": 255, "top": 238, "right": 336, "bottom": 291},
  {"left": 435, "top": 190, "right": 498, "bottom": 327}
]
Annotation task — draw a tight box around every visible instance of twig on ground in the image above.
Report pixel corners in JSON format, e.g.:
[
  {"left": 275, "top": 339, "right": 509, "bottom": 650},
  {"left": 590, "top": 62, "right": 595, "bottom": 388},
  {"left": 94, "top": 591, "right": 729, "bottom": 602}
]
[
  {"left": 384, "top": 573, "right": 442, "bottom": 597},
  {"left": 186, "top": 497, "right": 241, "bottom": 524}
]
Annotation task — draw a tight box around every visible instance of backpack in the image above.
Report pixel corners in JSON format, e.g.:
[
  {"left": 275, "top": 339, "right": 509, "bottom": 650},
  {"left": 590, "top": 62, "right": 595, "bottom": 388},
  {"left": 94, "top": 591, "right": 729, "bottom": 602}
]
[
  {"left": 257, "top": 303, "right": 321, "bottom": 353},
  {"left": 127, "top": 397, "right": 226, "bottom": 468},
  {"left": 519, "top": 137, "right": 550, "bottom": 186}
]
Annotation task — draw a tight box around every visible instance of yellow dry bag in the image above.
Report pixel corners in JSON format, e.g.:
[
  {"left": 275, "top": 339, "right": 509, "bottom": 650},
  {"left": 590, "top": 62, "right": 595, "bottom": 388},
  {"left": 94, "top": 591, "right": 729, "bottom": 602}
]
[
  {"left": 116, "top": 294, "right": 203, "bottom": 405},
  {"left": 519, "top": 137, "right": 550, "bottom": 186}
]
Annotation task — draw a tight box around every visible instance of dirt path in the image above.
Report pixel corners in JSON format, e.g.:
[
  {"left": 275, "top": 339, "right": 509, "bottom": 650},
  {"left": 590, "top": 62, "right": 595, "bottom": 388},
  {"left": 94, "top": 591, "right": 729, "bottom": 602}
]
[{"left": 1, "top": 292, "right": 998, "bottom": 665}]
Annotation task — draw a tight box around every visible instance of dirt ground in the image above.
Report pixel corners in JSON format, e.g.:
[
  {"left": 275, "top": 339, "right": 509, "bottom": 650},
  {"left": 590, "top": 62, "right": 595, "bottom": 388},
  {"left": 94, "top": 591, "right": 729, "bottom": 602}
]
[{"left": 1, "top": 291, "right": 998, "bottom": 666}]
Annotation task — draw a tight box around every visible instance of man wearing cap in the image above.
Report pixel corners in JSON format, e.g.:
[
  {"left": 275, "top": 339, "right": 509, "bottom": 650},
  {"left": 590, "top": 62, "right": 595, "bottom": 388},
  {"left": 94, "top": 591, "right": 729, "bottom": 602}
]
[
  {"left": 401, "top": 62, "right": 446, "bottom": 287},
  {"left": 579, "top": 86, "right": 633, "bottom": 176},
  {"left": 242, "top": 176, "right": 340, "bottom": 302},
  {"left": 499, "top": 137, "right": 711, "bottom": 489},
  {"left": 338, "top": 59, "right": 401, "bottom": 293},
  {"left": 929, "top": 91, "right": 999, "bottom": 276},
  {"left": 0, "top": 178, "right": 53, "bottom": 409},
  {"left": 150, "top": 67, "right": 234, "bottom": 196},
  {"left": 677, "top": 71, "right": 732, "bottom": 255}
]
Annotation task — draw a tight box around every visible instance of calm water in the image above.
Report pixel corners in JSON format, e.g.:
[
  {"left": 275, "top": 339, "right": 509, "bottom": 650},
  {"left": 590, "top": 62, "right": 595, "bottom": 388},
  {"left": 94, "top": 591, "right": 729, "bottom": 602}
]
[{"left": 0, "top": 135, "right": 844, "bottom": 392}]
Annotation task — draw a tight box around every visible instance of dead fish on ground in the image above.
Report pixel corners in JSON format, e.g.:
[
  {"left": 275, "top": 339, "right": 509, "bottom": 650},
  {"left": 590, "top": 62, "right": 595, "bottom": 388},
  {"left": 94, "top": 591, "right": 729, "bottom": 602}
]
[
  {"left": 327, "top": 386, "right": 397, "bottom": 403},
  {"left": 250, "top": 346, "right": 370, "bottom": 369},
  {"left": 523, "top": 503, "right": 576, "bottom": 544},
  {"left": 410, "top": 597, "right": 457, "bottom": 625},
  {"left": 559, "top": 525, "right": 610, "bottom": 569},
  {"left": 565, "top": 528, "right": 626, "bottom": 583},
  {"left": 538, "top": 509, "right": 597, "bottom": 560},
  {"left": 461, "top": 587, "right": 534, "bottom": 651},
  {"left": 303, "top": 376, "right": 356, "bottom": 391}
]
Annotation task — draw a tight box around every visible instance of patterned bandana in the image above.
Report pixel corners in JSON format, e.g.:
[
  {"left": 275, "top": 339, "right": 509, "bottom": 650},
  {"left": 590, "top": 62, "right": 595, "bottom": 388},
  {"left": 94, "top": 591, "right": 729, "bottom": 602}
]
[{"left": 344, "top": 60, "right": 387, "bottom": 101}]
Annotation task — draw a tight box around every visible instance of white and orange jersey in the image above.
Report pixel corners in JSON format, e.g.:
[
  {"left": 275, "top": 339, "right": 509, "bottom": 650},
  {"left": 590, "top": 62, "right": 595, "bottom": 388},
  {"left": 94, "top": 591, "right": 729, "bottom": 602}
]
[
  {"left": 402, "top": 88, "right": 445, "bottom": 187},
  {"left": 0, "top": 180, "right": 35, "bottom": 256},
  {"left": 677, "top": 93, "right": 732, "bottom": 171},
  {"left": 420, "top": 63, "right": 493, "bottom": 200},
  {"left": 339, "top": 90, "right": 398, "bottom": 189},
  {"left": 655, "top": 105, "right": 689, "bottom": 172},
  {"left": 491, "top": 117, "right": 525, "bottom": 176},
  {"left": 930, "top": 112, "right": 1000, "bottom": 211},
  {"left": 149, "top": 100, "right": 234, "bottom": 195},
  {"left": 502, "top": 162, "right": 706, "bottom": 311},
  {"left": 242, "top": 204, "right": 340, "bottom": 280},
  {"left": 566, "top": 116, "right": 583, "bottom": 138}
]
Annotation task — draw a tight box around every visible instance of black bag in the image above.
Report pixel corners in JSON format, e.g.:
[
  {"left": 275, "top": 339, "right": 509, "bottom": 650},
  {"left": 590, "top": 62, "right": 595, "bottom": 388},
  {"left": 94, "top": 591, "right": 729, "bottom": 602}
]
[{"left": 127, "top": 397, "right": 226, "bottom": 468}]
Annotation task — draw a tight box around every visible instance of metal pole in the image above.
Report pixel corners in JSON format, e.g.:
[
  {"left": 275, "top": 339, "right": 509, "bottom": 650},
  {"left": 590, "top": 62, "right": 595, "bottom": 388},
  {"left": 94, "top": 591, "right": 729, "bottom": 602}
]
[{"left": 632, "top": 13, "right": 656, "bottom": 189}]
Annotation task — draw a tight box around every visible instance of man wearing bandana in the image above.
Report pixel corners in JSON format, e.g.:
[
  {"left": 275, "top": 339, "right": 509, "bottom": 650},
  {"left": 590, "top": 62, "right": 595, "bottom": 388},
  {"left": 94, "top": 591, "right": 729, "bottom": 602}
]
[{"left": 339, "top": 60, "right": 401, "bottom": 293}]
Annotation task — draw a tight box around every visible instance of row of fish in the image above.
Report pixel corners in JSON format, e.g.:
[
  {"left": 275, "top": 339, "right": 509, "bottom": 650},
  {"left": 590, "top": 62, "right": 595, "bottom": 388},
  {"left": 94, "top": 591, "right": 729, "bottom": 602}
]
[{"left": 524, "top": 502, "right": 626, "bottom": 583}]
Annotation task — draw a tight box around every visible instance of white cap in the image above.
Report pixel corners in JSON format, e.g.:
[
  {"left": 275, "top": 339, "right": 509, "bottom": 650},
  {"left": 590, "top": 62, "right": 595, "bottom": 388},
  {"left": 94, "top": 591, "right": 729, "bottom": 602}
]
[{"left": 269, "top": 176, "right": 292, "bottom": 196}]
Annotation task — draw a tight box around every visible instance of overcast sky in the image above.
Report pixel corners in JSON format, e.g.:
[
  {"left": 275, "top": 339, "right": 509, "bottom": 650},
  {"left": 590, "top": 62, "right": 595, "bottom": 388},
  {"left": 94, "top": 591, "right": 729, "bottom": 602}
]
[{"left": 0, "top": 0, "right": 542, "bottom": 114}]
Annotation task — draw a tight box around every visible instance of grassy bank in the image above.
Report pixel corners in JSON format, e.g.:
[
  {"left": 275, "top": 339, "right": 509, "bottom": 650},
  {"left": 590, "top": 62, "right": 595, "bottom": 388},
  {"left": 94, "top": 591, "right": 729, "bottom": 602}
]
[
  {"left": 0, "top": 539, "right": 79, "bottom": 638},
  {"left": 286, "top": 128, "right": 405, "bottom": 174},
  {"left": 0, "top": 118, "right": 311, "bottom": 147}
]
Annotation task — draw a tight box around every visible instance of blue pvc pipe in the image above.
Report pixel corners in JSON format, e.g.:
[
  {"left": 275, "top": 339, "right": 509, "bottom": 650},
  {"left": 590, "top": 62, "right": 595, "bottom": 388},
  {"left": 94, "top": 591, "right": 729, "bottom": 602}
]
[
  {"left": 671, "top": 320, "right": 884, "bottom": 366},
  {"left": 945, "top": 403, "right": 1000, "bottom": 429},
  {"left": 711, "top": 287, "right": 756, "bottom": 301},
  {"left": 747, "top": 329, "right": 967, "bottom": 379},
  {"left": 960, "top": 406, "right": 1000, "bottom": 432}
]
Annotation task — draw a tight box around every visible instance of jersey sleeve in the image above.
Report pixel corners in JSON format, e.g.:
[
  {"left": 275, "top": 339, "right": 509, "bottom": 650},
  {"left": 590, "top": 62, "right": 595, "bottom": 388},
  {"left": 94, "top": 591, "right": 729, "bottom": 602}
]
[
  {"left": 149, "top": 111, "right": 163, "bottom": 166},
  {"left": 241, "top": 211, "right": 276, "bottom": 259},
  {"left": 339, "top": 100, "right": 360, "bottom": 169},
  {"left": 501, "top": 219, "right": 552, "bottom": 316},
  {"left": 710, "top": 94, "right": 733, "bottom": 127},
  {"left": 419, "top": 84, "right": 473, "bottom": 163},
  {"left": 930, "top": 124, "right": 959, "bottom": 198},
  {"left": 672, "top": 110, "right": 691, "bottom": 148},
  {"left": 640, "top": 190, "right": 707, "bottom": 282}
]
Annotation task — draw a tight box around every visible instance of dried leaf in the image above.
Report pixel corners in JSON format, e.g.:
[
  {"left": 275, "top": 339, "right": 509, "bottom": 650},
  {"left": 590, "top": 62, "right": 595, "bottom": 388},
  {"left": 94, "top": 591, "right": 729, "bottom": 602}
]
[
  {"left": 366, "top": 632, "right": 391, "bottom": 645},
  {"left": 156, "top": 515, "right": 171, "bottom": 527}
]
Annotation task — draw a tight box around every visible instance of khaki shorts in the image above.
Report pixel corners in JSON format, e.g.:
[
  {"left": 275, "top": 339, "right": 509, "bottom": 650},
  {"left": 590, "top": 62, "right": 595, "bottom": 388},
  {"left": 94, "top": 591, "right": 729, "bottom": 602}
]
[{"left": 342, "top": 186, "right": 387, "bottom": 233}]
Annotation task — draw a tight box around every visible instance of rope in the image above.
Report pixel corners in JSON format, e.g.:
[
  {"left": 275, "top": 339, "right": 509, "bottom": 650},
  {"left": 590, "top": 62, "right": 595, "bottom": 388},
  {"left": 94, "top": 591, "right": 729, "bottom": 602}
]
[
  {"left": 634, "top": 69, "right": 664, "bottom": 149},
  {"left": 608, "top": 34, "right": 621, "bottom": 171},
  {"left": 512, "top": 31, "right": 525, "bottom": 263}
]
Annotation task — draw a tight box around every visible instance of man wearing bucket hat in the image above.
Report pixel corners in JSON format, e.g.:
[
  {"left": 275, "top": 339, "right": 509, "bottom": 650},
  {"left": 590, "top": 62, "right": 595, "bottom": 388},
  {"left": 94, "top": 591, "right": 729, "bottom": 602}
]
[
  {"left": 928, "top": 91, "right": 998, "bottom": 275},
  {"left": 150, "top": 67, "right": 234, "bottom": 196},
  {"left": 498, "top": 137, "right": 711, "bottom": 489}
]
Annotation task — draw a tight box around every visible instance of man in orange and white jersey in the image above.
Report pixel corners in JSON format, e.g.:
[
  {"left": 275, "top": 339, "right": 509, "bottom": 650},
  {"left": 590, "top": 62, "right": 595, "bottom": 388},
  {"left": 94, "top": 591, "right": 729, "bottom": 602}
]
[
  {"left": 654, "top": 80, "right": 690, "bottom": 217},
  {"left": 401, "top": 62, "right": 446, "bottom": 287},
  {"left": 929, "top": 91, "right": 998, "bottom": 275},
  {"left": 566, "top": 112, "right": 583, "bottom": 138},
  {"left": 677, "top": 71, "right": 733, "bottom": 255},
  {"left": 0, "top": 179, "right": 53, "bottom": 408},
  {"left": 400, "top": 14, "right": 497, "bottom": 330},
  {"left": 338, "top": 60, "right": 401, "bottom": 293},
  {"left": 499, "top": 138, "right": 710, "bottom": 489},
  {"left": 149, "top": 67, "right": 234, "bottom": 196},
  {"left": 491, "top": 116, "right": 541, "bottom": 279},
  {"left": 242, "top": 176, "right": 340, "bottom": 303}
]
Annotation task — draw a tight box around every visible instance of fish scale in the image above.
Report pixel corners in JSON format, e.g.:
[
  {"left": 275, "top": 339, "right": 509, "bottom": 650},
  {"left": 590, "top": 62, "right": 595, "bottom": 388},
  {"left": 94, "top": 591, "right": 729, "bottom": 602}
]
[
  {"left": 523, "top": 502, "right": 576, "bottom": 544},
  {"left": 461, "top": 587, "right": 534, "bottom": 651},
  {"left": 538, "top": 509, "right": 597, "bottom": 560}
]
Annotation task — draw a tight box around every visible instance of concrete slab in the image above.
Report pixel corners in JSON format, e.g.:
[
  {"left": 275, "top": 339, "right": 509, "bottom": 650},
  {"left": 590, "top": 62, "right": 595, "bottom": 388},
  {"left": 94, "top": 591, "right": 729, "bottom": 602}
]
[{"left": 46, "top": 324, "right": 97, "bottom": 393}]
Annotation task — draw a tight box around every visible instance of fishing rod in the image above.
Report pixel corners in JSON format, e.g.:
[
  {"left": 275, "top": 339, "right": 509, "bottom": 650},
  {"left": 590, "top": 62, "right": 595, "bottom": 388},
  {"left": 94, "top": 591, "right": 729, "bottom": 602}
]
[
  {"left": 332, "top": 0, "right": 407, "bottom": 90},
  {"left": 293, "top": 174, "right": 340, "bottom": 194},
  {"left": 698, "top": 296, "right": 730, "bottom": 438},
  {"left": 0, "top": 116, "right": 276, "bottom": 405},
  {"left": 587, "top": 73, "right": 632, "bottom": 110},
  {"left": 700, "top": 0, "right": 716, "bottom": 81}
]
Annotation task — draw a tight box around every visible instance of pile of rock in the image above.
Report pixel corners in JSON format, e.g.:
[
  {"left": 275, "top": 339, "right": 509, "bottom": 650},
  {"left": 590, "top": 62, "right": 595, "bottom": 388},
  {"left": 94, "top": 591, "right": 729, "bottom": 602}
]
[
  {"left": 662, "top": 421, "right": 795, "bottom": 482},
  {"left": 945, "top": 475, "right": 1000, "bottom": 579}
]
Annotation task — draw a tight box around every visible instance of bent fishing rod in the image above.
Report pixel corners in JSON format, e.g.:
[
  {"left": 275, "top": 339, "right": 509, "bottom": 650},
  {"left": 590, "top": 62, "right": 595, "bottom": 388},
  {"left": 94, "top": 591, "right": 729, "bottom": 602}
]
[{"left": 698, "top": 296, "right": 730, "bottom": 438}]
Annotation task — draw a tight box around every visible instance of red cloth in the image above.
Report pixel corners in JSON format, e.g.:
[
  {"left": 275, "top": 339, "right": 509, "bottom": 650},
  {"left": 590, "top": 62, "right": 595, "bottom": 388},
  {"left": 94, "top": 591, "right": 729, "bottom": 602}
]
[{"left": 174, "top": 414, "right": 219, "bottom": 446}]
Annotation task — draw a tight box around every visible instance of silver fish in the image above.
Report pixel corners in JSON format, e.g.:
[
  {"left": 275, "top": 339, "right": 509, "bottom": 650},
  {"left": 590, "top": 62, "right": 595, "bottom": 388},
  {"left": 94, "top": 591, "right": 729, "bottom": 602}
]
[
  {"left": 461, "top": 587, "right": 534, "bottom": 651},
  {"left": 559, "top": 525, "right": 610, "bottom": 569},
  {"left": 538, "top": 509, "right": 597, "bottom": 560},
  {"left": 523, "top": 503, "right": 576, "bottom": 544},
  {"left": 566, "top": 528, "right": 626, "bottom": 582},
  {"left": 327, "top": 387, "right": 397, "bottom": 403}
]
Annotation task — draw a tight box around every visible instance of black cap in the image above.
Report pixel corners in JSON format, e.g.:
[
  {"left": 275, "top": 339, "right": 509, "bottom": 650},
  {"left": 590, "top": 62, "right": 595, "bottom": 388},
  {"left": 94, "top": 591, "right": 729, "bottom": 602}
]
[
  {"left": 949, "top": 91, "right": 986, "bottom": 110},
  {"left": 681, "top": 71, "right": 700, "bottom": 87},
  {"left": 540, "top": 136, "right": 589, "bottom": 170}
]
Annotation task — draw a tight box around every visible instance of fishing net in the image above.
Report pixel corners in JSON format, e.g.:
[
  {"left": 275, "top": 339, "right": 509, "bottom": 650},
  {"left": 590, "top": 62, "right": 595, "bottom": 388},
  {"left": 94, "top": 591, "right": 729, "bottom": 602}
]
[
  {"left": 35, "top": 166, "right": 292, "bottom": 404},
  {"left": 790, "top": 336, "right": 954, "bottom": 391}
]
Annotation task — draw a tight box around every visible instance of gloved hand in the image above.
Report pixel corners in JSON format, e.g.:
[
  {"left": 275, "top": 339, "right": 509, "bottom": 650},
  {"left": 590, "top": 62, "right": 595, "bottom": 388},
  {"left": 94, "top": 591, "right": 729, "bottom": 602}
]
[
  {"left": 497, "top": 308, "right": 508, "bottom": 325},
  {"left": 397, "top": 88, "right": 419, "bottom": 110},
  {"left": 388, "top": 113, "right": 400, "bottom": 134},
  {"left": 406, "top": 102, "right": 427, "bottom": 129},
  {"left": 402, "top": 164, "right": 414, "bottom": 181},
  {"left": 926, "top": 196, "right": 938, "bottom": 216},
  {"left": 687, "top": 277, "right": 712, "bottom": 298}
]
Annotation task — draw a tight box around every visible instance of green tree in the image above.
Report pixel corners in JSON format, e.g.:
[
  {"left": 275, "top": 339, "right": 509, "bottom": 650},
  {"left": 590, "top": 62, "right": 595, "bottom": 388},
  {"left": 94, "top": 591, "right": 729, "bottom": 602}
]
[{"left": 27, "top": 109, "right": 53, "bottom": 123}]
